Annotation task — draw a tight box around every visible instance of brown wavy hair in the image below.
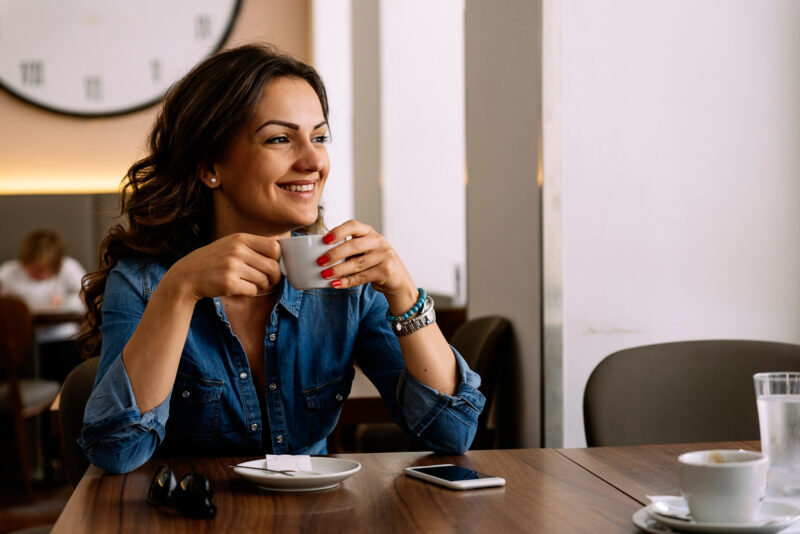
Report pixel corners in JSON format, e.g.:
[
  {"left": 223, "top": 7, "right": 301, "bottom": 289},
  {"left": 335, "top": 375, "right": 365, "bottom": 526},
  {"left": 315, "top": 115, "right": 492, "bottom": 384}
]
[{"left": 78, "top": 44, "right": 329, "bottom": 358}]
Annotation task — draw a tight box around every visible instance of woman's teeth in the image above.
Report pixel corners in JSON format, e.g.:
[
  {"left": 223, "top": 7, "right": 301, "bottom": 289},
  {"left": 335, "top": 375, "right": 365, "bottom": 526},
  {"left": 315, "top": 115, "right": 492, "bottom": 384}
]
[{"left": 279, "top": 183, "right": 314, "bottom": 192}]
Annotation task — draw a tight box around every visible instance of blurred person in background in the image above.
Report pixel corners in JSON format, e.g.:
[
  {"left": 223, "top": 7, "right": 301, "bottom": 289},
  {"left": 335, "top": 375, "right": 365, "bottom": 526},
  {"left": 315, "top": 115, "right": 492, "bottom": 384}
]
[{"left": 0, "top": 229, "right": 86, "bottom": 382}]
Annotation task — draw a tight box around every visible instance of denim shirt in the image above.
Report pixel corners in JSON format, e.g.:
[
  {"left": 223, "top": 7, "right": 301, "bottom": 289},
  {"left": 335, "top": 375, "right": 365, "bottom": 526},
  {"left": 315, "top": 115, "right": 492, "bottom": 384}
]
[{"left": 79, "top": 257, "right": 485, "bottom": 474}]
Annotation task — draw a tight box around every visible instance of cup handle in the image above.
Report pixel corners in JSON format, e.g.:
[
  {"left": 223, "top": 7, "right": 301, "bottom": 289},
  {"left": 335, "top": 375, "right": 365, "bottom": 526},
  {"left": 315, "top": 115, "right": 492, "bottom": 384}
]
[{"left": 279, "top": 256, "right": 286, "bottom": 276}]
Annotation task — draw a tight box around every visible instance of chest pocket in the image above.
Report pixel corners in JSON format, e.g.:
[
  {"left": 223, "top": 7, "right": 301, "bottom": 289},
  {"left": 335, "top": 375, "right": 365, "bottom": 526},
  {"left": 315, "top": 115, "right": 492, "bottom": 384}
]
[
  {"left": 169, "top": 372, "right": 224, "bottom": 446},
  {"left": 303, "top": 367, "right": 355, "bottom": 443}
]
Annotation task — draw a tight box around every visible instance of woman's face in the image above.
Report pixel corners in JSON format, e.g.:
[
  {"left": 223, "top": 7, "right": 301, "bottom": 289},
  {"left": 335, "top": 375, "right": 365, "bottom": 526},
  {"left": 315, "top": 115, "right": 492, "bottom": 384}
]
[{"left": 206, "top": 76, "right": 330, "bottom": 237}]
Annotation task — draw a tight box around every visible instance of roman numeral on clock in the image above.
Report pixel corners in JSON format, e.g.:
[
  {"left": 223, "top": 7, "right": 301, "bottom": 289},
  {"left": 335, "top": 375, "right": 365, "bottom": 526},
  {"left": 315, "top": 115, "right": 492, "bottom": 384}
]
[
  {"left": 195, "top": 14, "right": 211, "bottom": 39},
  {"left": 84, "top": 76, "right": 102, "bottom": 100},
  {"left": 20, "top": 61, "right": 44, "bottom": 86},
  {"left": 151, "top": 59, "right": 162, "bottom": 83}
]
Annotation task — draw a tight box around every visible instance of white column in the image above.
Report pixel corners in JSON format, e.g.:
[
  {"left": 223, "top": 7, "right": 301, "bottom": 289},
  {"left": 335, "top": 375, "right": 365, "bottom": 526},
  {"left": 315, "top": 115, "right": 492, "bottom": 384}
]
[
  {"left": 311, "top": 0, "right": 354, "bottom": 228},
  {"left": 379, "top": 0, "right": 466, "bottom": 299},
  {"left": 465, "top": 0, "right": 543, "bottom": 448}
]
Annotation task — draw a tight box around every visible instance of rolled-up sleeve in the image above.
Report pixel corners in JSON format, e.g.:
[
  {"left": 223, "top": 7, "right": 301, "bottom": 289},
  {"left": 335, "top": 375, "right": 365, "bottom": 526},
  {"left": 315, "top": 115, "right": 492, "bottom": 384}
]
[
  {"left": 397, "top": 348, "right": 484, "bottom": 453},
  {"left": 78, "top": 260, "right": 171, "bottom": 474},
  {"left": 79, "top": 355, "right": 170, "bottom": 473},
  {"left": 354, "top": 286, "right": 485, "bottom": 454}
]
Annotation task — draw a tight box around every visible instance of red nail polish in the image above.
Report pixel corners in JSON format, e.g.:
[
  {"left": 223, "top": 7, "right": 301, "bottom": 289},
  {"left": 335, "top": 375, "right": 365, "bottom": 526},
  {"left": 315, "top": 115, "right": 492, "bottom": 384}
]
[
  {"left": 321, "top": 268, "right": 334, "bottom": 278},
  {"left": 331, "top": 279, "right": 342, "bottom": 288},
  {"left": 316, "top": 254, "right": 329, "bottom": 266},
  {"left": 323, "top": 233, "right": 335, "bottom": 244}
]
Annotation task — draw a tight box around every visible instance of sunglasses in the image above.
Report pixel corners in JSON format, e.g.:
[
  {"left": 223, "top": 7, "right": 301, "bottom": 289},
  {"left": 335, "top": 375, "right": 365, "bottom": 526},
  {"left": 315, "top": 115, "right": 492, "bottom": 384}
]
[{"left": 147, "top": 464, "right": 217, "bottom": 519}]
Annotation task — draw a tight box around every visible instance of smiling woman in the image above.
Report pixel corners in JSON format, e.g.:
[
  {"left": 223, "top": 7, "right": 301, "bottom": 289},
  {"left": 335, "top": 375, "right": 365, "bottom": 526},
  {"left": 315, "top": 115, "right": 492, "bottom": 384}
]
[
  {"left": 202, "top": 77, "right": 330, "bottom": 238},
  {"left": 76, "top": 44, "right": 485, "bottom": 474}
]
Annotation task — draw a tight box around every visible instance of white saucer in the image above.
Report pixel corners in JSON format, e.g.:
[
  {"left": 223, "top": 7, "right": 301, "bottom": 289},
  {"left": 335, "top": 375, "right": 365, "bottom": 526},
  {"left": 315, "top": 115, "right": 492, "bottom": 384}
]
[
  {"left": 632, "top": 497, "right": 800, "bottom": 534},
  {"left": 632, "top": 508, "right": 681, "bottom": 533},
  {"left": 233, "top": 457, "right": 361, "bottom": 492}
]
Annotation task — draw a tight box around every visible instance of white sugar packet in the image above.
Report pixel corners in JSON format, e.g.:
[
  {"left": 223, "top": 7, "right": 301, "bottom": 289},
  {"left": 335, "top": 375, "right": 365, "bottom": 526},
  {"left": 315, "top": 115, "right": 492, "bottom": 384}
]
[{"left": 266, "top": 454, "right": 313, "bottom": 472}]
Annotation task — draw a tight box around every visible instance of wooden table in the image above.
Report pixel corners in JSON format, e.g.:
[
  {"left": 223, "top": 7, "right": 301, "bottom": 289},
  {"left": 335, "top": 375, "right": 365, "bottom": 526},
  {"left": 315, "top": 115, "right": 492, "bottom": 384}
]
[
  {"left": 51, "top": 441, "right": 761, "bottom": 533},
  {"left": 32, "top": 310, "right": 85, "bottom": 327},
  {"left": 557, "top": 440, "right": 759, "bottom": 505},
  {"left": 30, "top": 309, "right": 84, "bottom": 378}
]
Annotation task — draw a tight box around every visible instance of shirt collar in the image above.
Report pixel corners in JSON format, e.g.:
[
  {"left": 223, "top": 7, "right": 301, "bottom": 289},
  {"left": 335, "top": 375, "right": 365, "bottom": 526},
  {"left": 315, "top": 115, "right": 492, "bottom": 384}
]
[
  {"left": 211, "top": 279, "right": 301, "bottom": 321},
  {"left": 277, "top": 278, "right": 302, "bottom": 318}
]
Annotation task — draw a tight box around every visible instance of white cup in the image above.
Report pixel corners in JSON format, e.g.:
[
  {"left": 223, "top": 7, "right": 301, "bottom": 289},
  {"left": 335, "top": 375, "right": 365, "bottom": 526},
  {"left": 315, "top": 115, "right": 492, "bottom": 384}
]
[
  {"left": 678, "top": 449, "right": 768, "bottom": 523},
  {"left": 279, "top": 235, "right": 339, "bottom": 290}
]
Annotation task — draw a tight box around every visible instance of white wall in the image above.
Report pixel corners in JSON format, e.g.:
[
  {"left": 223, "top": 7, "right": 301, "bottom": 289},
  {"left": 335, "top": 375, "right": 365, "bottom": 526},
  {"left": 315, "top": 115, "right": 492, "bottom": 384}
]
[
  {"left": 380, "top": 0, "right": 466, "bottom": 298},
  {"left": 552, "top": 0, "right": 800, "bottom": 447},
  {"left": 311, "top": 0, "right": 354, "bottom": 228}
]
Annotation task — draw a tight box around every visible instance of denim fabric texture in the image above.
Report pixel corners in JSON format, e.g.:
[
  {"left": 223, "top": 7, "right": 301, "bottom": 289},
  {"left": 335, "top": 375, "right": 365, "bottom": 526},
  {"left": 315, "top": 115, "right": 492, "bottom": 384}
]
[{"left": 79, "top": 258, "right": 485, "bottom": 474}]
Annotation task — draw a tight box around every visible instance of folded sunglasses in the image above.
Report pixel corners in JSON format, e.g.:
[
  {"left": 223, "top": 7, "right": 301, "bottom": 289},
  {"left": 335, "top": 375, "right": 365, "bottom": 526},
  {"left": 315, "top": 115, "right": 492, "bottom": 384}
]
[{"left": 147, "top": 464, "right": 217, "bottom": 519}]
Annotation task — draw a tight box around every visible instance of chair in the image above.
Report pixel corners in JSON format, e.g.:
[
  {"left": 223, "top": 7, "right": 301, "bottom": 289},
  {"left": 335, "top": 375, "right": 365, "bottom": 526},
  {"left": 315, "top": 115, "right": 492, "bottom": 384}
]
[
  {"left": 0, "top": 296, "right": 61, "bottom": 498},
  {"left": 449, "top": 315, "right": 514, "bottom": 449},
  {"left": 58, "top": 356, "right": 99, "bottom": 487},
  {"left": 356, "top": 315, "right": 514, "bottom": 452},
  {"left": 583, "top": 339, "right": 800, "bottom": 447}
]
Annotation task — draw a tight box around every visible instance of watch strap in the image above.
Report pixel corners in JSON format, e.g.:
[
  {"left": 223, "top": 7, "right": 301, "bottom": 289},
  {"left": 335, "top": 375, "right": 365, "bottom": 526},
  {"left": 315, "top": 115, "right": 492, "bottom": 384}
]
[{"left": 392, "top": 296, "right": 436, "bottom": 337}]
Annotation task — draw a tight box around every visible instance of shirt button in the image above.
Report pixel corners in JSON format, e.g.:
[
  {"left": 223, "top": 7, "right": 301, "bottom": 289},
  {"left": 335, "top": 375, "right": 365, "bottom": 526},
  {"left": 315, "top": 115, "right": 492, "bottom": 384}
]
[
  {"left": 181, "top": 390, "right": 190, "bottom": 399},
  {"left": 239, "top": 372, "right": 248, "bottom": 380},
  {"left": 335, "top": 393, "right": 343, "bottom": 402},
  {"left": 250, "top": 423, "right": 258, "bottom": 431},
  {"left": 268, "top": 333, "right": 277, "bottom": 342},
  {"left": 269, "top": 383, "right": 277, "bottom": 391},
  {"left": 276, "top": 435, "right": 284, "bottom": 443}
]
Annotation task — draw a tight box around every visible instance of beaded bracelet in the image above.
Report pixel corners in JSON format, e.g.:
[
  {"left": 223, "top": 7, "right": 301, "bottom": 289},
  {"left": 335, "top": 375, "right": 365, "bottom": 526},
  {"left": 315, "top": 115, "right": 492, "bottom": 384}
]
[{"left": 386, "top": 287, "right": 427, "bottom": 323}]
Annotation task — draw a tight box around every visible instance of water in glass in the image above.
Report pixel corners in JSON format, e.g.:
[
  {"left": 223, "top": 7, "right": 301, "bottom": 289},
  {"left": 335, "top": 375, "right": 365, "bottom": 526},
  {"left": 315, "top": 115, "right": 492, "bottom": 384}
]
[{"left": 756, "top": 377, "right": 800, "bottom": 497}]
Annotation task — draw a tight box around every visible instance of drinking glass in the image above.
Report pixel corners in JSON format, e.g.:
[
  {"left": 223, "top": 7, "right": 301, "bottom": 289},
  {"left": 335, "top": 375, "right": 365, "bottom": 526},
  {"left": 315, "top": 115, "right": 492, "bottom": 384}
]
[{"left": 754, "top": 372, "right": 800, "bottom": 496}]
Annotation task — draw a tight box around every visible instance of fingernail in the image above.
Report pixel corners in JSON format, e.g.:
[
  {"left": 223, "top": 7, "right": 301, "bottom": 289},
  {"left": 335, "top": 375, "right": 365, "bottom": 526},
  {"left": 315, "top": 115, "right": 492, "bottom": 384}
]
[
  {"left": 323, "top": 233, "right": 335, "bottom": 244},
  {"left": 316, "top": 254, "right": 329, "bottom": 266},
  {"left": 321, "top": 268, "right": 335, "bottom": 278},
  {"left": 331, "top": 279, "right": 342, "bottom": 288}
]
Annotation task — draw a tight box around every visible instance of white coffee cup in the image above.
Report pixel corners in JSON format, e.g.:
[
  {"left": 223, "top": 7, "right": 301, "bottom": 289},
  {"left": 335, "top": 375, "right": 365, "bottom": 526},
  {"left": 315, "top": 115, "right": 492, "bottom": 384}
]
[
  {"left": 678, "top": 449, "right": 768, "bottom": 523},
  {"left": 279, "top": 235, "right": 340, "bottom": 290}
]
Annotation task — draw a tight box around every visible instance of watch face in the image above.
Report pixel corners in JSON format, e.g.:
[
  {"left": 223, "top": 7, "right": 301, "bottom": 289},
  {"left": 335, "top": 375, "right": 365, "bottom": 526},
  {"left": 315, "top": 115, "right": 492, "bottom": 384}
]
[{"left": 0, "top": 0, "right": 241, "bottom": 117}]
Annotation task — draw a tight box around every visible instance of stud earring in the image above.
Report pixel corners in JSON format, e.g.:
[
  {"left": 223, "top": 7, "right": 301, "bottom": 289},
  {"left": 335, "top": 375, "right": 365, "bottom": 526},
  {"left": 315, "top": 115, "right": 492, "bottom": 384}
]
[{"left": 209, "top": 177, "right": 218, "bottom": 185}]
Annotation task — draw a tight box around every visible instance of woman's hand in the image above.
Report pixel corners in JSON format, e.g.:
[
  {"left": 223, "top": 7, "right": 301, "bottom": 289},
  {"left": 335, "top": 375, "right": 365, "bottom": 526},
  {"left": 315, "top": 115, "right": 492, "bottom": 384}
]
[
  {"left": 319, "top": 220, "right": 458, "bottom": 395},
  {"left": 165, "top": 233, "right": 282, "bottom": 302},
  {"left": 317, "top": 220, "right": 418, "bottom": 314}
]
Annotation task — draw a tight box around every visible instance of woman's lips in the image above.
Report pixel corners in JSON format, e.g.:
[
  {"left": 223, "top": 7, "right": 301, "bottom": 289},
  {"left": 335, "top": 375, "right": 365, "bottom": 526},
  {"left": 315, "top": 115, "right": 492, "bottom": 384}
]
[{"left": 278, "top": 183, "right": 315, "bottom": 192}]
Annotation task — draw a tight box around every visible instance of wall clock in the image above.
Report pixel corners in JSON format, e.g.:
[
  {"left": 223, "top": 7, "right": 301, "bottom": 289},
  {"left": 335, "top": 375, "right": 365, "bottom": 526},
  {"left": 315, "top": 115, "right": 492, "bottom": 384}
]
[{"left": 0, "top": 0, "right": 241, "bottom": 117}]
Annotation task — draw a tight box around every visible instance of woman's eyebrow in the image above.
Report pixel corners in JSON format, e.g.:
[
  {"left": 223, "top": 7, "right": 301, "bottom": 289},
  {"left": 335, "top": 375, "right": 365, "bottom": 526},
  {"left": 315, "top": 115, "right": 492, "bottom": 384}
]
[{"left": 255, "top": 120, "right": 328, "bottom": 133}]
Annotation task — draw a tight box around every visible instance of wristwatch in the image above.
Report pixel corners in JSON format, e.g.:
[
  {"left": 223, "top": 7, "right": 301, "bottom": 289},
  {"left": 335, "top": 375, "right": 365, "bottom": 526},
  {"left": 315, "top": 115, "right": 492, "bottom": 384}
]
[{"left": 392, "top": 296, "right": 436, "bottom": 337}]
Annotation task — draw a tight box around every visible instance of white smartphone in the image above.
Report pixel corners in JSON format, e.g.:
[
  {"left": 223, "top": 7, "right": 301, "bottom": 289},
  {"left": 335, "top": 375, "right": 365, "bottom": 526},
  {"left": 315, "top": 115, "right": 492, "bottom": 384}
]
[{"left": 404, "top": 464, "right": 506, "bottom": 490}]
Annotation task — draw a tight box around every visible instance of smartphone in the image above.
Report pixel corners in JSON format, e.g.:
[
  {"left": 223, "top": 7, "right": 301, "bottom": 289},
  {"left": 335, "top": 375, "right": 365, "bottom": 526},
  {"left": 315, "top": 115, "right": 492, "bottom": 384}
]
[{"left": 404, "top": 464, "right": 506, "bottom": 490}]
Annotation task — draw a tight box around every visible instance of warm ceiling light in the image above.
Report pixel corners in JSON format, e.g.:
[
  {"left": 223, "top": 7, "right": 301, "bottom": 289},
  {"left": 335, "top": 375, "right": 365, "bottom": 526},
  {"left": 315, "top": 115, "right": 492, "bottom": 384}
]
[{"left": 0, "top": 175, "right": 125, "bottom": 195}]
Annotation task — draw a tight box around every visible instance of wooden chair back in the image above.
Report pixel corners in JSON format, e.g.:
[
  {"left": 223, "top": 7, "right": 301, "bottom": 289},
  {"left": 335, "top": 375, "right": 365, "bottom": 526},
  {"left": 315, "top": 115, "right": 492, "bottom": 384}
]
[
  {"left": 0, "top": 296, "right": 37, "bottom": 498},
  {"left": 0, "top": 296, "right": 34, "bottom": 380}
]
